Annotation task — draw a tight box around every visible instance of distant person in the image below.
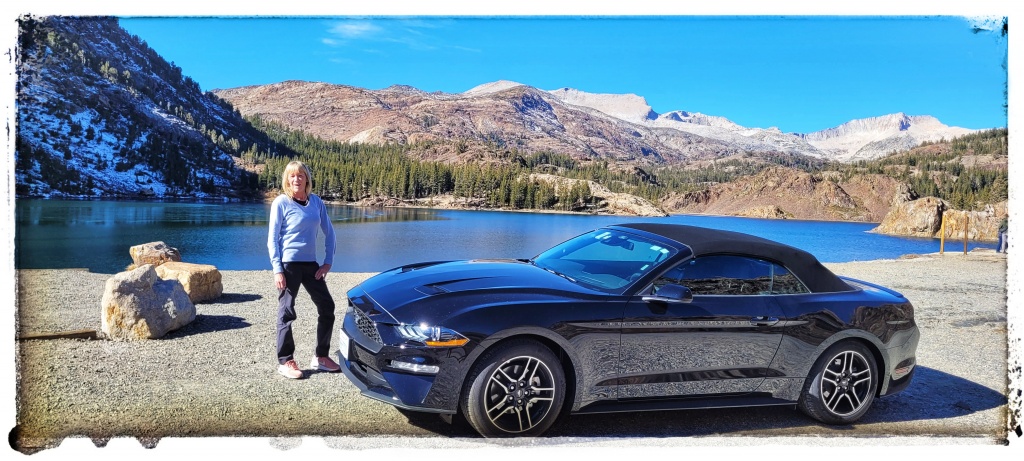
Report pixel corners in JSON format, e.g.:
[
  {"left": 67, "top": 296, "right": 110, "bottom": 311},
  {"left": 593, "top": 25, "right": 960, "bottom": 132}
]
[
  {"left": 267, "top": 160, "right": 341, "bottom": 379},
  {"left": 998, "top": 217, "right": 1009, "bottom": 253}
]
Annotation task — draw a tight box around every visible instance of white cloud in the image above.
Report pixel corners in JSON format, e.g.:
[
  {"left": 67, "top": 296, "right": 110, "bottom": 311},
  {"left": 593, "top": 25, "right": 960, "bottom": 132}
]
[
  {"left": 322, "top": 18, "right": 453, "bottom": 51},
  {"left": 327, "top": 21, "right": 382, "bottom": 40}
]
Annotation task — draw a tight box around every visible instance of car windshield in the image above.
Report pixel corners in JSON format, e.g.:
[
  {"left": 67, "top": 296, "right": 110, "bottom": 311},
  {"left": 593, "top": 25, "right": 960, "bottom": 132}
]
[{"left": 532, "top": 229, "right": 677, "bottom": 292}]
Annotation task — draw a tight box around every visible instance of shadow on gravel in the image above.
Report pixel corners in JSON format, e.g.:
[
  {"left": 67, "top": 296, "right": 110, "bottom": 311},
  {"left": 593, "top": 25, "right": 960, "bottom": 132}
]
[
  {"left": 203, "top": 293, "right": 263, "bottom": 304},
  {"left": 394, "top": 365, "right": 1006, "bottom": 438},
  {"left": 863, "top": 365, "right": 1008, "bottom": 422},
  {"left": 163, "top": 314, "right": 251, "bottom": 338}
]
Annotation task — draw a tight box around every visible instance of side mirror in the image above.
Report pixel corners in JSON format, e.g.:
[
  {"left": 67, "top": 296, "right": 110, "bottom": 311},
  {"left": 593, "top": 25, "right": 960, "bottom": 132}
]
[{"left": 642, "top": 284, "right": 693, "bottom": 304}]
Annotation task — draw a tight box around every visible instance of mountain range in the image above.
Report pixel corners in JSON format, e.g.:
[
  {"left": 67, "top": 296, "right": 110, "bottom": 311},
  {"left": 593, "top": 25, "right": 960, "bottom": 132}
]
[
  {"left": 213, "top": 78, "right": 978, "bottom": 167},
  {"left": 13, "top": 15, "right": 991, "bottom": 207}
]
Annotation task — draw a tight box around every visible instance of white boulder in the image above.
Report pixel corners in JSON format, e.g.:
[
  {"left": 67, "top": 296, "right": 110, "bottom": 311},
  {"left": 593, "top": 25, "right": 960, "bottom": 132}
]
[{"left": 101, "top": 265, "right": 196, "bottom": 340}]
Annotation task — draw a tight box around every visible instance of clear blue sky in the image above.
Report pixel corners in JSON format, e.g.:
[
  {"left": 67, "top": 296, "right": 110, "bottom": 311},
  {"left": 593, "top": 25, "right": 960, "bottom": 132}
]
[{"left": 117, "top": 15, "right": 1008, "bottom": 134}]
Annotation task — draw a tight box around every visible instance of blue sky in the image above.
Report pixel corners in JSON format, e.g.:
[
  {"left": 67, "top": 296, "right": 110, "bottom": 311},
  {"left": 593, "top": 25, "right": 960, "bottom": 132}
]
[{"left": 116, "top": 14, "right": 1008, "bottom": 134}]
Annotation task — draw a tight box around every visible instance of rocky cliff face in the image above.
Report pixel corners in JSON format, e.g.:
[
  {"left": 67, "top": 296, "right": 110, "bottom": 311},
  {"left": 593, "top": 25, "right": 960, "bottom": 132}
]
[
  {"left": 871, "top": 198, "right": 1006, "bottom": 241},
  {"left": 658, "top": 167, "right": 902, "bottom": 222}
]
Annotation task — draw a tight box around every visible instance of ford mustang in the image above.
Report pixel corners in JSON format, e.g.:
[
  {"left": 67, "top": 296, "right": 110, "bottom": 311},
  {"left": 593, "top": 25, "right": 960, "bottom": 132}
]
[{"left": 337, "top": 223, "right": 919, "bottom": 437}]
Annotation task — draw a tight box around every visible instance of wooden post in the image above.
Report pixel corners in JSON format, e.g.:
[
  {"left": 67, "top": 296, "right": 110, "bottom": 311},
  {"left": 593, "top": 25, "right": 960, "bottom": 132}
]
[
  {"left": 964, "top": 214, "right": 969, "bottom": 255},
  {"left": 940, "top": 213, "right": 946, "bottom": 254},
  {"left": 17, "top": 329, "right": 99, "bottom": 341}
]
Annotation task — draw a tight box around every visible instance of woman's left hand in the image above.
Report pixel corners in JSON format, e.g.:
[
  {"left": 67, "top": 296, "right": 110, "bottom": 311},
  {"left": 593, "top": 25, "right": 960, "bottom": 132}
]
[{"left": 316, "top": 263, "right": 332, "bottom": 280}]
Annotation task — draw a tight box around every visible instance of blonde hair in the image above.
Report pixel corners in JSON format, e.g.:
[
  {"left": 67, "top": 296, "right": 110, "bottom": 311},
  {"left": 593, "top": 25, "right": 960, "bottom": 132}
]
[{"left": 281, "top": 160, "right": 313, "bottom": 198}]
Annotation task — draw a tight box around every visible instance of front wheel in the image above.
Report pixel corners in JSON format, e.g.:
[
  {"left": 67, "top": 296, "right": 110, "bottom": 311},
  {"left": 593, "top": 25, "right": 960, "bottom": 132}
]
[
  {"left": 798, "top": 341, "right": 878, "bottom": 424},
  {"left": 460, "top": 339, "right": 565, "bottom": 437}
]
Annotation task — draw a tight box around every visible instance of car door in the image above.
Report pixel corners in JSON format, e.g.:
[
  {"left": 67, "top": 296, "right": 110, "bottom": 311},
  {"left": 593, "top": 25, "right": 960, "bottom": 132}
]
[{"left": 617, "top": 255, "right": 787, "bottom": 400}]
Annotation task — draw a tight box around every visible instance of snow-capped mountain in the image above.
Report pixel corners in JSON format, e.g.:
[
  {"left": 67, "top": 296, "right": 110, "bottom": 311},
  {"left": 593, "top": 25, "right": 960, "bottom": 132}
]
[
  {"left": 15, "top": 16, "right": 284, "bottom": 199},
  {"left": 540, "top": 85, "right": 979, "bottom": 162},
  {"left": 800, "top": 113, "right": 976, "bottom": 162}
]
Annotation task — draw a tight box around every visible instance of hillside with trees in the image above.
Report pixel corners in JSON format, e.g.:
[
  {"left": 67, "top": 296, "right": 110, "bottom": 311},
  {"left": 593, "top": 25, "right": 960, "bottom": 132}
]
[
  {"left": 15, "top": 15, "right": 294, "bottom": 198},
  {"left": 844, "top": 128, "right": 1008, "bottom": 210}
]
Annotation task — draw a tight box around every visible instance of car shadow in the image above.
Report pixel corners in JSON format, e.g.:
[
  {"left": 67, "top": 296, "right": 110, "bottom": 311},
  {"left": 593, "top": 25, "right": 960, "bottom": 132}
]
[
  {"left": 859, "top": 365, "right": 1007, "bottom": 422},
  {"left": 163, "top": 314, "right": 251, "bottom": 339},
  {"left": 395, "top": 365, "right": 1006, "bottom": 437}
]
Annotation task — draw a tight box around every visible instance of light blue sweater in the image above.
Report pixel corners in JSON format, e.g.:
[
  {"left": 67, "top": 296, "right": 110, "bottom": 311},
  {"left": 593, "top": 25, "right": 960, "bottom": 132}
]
[{"left": 267, "top": 194, "right": 337, "bottom": 274}]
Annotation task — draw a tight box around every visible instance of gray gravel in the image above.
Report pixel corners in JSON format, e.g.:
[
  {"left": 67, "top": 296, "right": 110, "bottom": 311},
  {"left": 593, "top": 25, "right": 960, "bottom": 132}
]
[{"left": 9, "top": 250, "right": 1019, "bottom": 454}]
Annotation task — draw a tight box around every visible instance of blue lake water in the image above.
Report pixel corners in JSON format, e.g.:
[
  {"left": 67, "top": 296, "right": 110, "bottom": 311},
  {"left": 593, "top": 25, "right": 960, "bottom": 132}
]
[{"left": 14, "top": 199, "right": 996, "bottom": 274}]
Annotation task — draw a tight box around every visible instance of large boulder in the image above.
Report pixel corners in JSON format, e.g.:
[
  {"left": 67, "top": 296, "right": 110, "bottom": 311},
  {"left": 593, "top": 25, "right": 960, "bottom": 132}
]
[
  {"left": 129, "top": 241, "right": 181, "bottom": 267},
  {"left": 156, "top": 262, "right": 223, "bottom": 303},
  {"left": 101, "top": 265, "right": 196, "bottom": 340},
  {"left": 871, "top": 196, "right": 947, "bottom": 238}
]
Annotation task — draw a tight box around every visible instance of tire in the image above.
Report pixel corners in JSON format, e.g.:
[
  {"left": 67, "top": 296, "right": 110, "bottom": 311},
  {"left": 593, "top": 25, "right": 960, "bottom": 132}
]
[
  {"left": 798, "top": 341, "right": 879, "bottom": 425},
  {"left": 460, "top": 339, "right": 566, "bottom": 437}
]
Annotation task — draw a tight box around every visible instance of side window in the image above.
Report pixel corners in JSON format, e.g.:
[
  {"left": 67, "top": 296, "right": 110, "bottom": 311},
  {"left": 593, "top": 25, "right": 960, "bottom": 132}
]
[
  {"left": 648, "top": 256, "right": 810, "bottom": 296},
  {"left": 650, "top": 264, "right": 685, "bottom": 294},
  {"left": 772, "top": 264, "right": 810, "bottom": 294},
  {"left": 677, "top": 255, "right": 774, "bottom": 296}
]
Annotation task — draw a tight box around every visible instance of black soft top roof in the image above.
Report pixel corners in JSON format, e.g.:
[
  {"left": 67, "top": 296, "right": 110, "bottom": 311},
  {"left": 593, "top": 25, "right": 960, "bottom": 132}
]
[{"left": 613, "top": 223, "right": 852, "bottom": 293}]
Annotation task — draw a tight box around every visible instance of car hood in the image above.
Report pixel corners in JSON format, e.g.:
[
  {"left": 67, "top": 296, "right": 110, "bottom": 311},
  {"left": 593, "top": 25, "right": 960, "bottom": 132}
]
[{"left": 349, "top": 259, "right": 596, "bottom": 323}]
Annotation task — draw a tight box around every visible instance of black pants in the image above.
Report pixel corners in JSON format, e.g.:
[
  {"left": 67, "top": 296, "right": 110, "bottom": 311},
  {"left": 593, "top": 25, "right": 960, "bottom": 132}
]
[{"left": 277, "top": 262, "right": 335, "bottom": 364}]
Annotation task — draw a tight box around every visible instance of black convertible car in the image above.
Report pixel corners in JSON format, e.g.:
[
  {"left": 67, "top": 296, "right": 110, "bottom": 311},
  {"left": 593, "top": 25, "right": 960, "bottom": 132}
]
[{"left": 338, "top": 223, "right": 919, "bottom": 437}]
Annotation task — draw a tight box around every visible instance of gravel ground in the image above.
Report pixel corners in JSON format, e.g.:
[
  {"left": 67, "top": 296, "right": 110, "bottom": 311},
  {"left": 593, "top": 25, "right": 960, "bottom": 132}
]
[{"left": 8, "top": 250, "right": 1020, "bottom": 455}]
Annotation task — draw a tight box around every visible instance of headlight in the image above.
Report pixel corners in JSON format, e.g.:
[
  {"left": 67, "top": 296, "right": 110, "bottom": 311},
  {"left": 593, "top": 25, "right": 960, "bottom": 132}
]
[{"left": 394, "top": 323, "right": 470, "bottom": 347}]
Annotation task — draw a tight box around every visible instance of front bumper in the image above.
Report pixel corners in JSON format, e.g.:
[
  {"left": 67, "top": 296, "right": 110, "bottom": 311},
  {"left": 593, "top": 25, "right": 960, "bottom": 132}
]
[{"left": 338, "top": 305, "right": 466, "bottom": 414}]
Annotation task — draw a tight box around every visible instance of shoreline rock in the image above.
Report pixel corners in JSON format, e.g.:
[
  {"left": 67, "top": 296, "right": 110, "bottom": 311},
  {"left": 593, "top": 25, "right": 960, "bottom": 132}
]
[{"left": 870, "top": 197, "right": 1006, "bottom": 242}]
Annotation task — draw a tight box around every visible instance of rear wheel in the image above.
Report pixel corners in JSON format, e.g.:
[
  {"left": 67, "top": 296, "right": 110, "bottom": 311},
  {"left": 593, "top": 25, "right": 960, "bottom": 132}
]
[
  {"left": 460, "top": 339, "right": 565, "bottom": 437},
  {"left": 798, "top": 341, "right": 878, "bottom": 424}
]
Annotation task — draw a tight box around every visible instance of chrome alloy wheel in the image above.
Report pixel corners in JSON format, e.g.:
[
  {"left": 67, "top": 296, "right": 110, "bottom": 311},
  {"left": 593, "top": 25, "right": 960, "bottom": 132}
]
[
  {"left": 819, "top": 350, "right": 873, "bottom": 417},
  {"left": 482, "top": 355, "right": 558, "bottom": 434}
]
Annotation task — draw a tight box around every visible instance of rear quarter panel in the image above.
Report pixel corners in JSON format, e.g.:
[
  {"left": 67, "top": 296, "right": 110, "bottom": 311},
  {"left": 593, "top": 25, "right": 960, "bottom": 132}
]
[{"left": 765, "top": 281, "right": 917, "bottom": 399}]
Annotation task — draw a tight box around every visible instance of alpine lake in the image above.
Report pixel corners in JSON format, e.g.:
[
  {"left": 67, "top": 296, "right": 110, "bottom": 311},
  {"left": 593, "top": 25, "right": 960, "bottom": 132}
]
[{"left": 14, "top": 199, "right": 997, "bottom": 274}]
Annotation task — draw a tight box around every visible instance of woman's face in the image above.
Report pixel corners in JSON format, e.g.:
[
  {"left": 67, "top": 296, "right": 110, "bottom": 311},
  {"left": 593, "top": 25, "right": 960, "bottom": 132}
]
[{"left": 287, "top": 170, "right": 307, "bottom": 197}]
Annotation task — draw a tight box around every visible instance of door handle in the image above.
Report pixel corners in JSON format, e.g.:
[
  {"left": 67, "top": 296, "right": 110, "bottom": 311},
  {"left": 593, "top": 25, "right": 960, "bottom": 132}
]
[{"left": 750, "top": 316, "right": 779, "bottom": 326}]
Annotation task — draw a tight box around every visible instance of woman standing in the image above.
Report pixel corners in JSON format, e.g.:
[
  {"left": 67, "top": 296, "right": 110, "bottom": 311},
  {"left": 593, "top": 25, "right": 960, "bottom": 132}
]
[
  {"left": 268, "top": 160, "right": 341, "bottom": 379},
  {"left": 998, "top": 217, "right": 1009, "bottom": 253}
]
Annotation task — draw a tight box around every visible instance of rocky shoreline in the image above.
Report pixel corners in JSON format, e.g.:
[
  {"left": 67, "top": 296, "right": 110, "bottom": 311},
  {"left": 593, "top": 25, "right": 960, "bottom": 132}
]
[{"left": 9, "top": 250, "right": 1018, "bottom": 453}]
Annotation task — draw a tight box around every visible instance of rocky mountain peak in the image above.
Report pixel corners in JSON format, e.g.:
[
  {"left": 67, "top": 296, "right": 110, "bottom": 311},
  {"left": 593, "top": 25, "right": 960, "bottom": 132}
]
[
  {"left": 381, "top": 84, "right": 427, "bottom": 95},
  {"left": 657, "top": 111, "right": 745, "bottom": 130},
  {"left": 800, "top": 112, "right": 973, "bottom": 162},
  {"left": 463, "top": 80, "right": 527, "bottom": 96},
  {"left": 546, "top": 87, "right": 657, "bottom": 123}
]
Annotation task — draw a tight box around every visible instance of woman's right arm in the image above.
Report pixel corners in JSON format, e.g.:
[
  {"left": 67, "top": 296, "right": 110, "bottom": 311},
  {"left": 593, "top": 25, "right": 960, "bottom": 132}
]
[{"left": 268, "top": 197, "right": 286, "bottom": 286}]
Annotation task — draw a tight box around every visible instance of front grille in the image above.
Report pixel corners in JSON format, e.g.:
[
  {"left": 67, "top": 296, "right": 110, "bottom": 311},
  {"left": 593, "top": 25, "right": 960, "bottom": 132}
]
[{"left": 353, "top": 305, "right": 384, "bottom": 345}]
